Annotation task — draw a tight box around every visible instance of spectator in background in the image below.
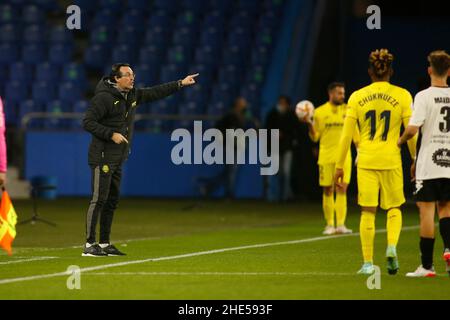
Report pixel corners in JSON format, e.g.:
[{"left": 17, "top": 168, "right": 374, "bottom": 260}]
[
  {"left": 198, "top": 97, "right": 255, "bottom": 199},
  {"left": 265, "top": 96, "right": 298, "bottom": 202},
  {"left": 0, "top": 97, "right": 7, "bottom": 187}
]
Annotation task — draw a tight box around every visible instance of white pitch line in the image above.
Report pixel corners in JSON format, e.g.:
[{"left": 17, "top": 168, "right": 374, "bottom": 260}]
[
  {"left": 85, "top": 272, "right": 355, "bottom": 276},
  {"left": 0, "top": 225, "right": 420, "bottom": 285},
  {"left": 0, "top": 257, "right": 58, "bottom": 265}
]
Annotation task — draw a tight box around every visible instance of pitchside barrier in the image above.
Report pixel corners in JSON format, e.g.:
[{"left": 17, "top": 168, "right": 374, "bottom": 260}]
[{"left": 21, "top": 113, "right": 264, "bottom": 198}]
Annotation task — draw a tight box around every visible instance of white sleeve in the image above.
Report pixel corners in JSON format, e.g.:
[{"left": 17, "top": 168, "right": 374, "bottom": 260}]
[{"left": 409, "top": 92, "right": 427, "bottom": 127}]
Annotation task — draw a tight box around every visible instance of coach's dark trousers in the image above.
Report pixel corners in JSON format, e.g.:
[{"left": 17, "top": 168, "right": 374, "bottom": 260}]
[{"left": 85, "top": 164, "right": 122, "bottom": 244}]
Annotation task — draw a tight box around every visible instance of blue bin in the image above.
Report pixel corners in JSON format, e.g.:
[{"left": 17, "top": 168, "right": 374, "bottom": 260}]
[{"left": 31, "top": 176, "right": 58, "bottom": 200}]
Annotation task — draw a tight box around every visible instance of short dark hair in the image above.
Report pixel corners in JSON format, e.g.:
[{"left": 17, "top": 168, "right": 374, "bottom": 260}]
[
  {"left": 278, "top": 95, "right": 291, "bottom": 106},
  {"left": 110, "top": 63, "right": 131, "bottom": 82},
  {"left": 327, "top": 82, "right": 345, "bottom": 92},
  {"left": 428, "top": 50, "right": 450, "bottom": 77}
]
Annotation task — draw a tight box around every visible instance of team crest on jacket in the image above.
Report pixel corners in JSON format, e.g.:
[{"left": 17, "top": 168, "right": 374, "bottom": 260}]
[{"left": 102, "top": 165, "right": 110, "bottom": 173}]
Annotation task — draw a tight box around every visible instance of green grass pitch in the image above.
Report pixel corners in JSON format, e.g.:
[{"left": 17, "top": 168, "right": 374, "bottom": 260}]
[{"left": 0, "top": 198, "right": 449, "bottom": 300}]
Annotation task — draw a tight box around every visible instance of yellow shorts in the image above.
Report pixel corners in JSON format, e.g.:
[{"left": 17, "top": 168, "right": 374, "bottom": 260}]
[
  {"left": 319, "top": 158, "right": 351, "bottom": 187},
  {"left": 357, "top": 167, "right": 405, "bottom": 210}
]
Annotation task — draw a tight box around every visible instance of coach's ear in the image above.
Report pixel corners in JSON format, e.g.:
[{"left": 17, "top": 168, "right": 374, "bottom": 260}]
[{"left": 428, "top": 67, "right": 433, "bottom": 76}]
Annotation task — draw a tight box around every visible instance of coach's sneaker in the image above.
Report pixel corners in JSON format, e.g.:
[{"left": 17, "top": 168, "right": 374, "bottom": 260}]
[
  {"left": 101, "top": 244, "right": 126, "bottom": 256},
  {"left": 357, "top": 262, "right": 375, "bottom": 275},
  {"left": 386, "top": 246, "right": 399, "bottom": 275},
  {"left": 406, "top": 265, "right": 436, "bottom": 278},
  {"left": 82, "top": 243, "right": 107, "bottom": 257},
  {"left": 335, "top": 225, "right": 353, "bottom": 234},
  {"left": 443, "top": 248, "right": 450, "bottom": 275},
  {"left": 322, "top": 225, "right": 336, "bottom": 235}
]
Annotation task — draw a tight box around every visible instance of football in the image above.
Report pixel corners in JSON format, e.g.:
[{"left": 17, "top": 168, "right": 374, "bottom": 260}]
[{"left": 295, "top": 100, "right": 315, "bottom": 122}]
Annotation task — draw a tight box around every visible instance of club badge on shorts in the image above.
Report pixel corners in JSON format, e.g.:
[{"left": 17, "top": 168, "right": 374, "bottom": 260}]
[{"left": 102, "top": 165, "right": 110, "bottom": 174}]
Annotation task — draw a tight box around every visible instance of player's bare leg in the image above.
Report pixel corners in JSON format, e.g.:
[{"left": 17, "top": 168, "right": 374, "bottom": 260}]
[{"left": 358, "top": 206, "right": 376, "bottom": 274}]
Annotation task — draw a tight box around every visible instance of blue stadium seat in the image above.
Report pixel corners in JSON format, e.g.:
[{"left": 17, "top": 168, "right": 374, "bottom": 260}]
[
  {"left": 160, "top": 64, "right": 184, "bottom": 83},
  {"left": 252, "top": 45, "right": 270, "bottom": 66},
  {"left": 209, "top": 0, "right": 234, "bottom": 14},
  {"left": 222, "top": 45, "right": 247, "bottom": 67},
  {"left": 3, "top": 100, "right": 18, "bottom": 126},
  {"left": 58, "top": 82, "right": 82, "bottom": 104},
  {"left": 0, "top": 24, "right": 18, "bottom": 43},
  {"left": 229, "top": 11, "right": 255, "bottom": 30},
  {"left": 218, "top": 64, "right": 240, "bottom": 84},
  {"left": 35, "top": 62, "right": 60, "bottom": 82},
  {"left": 32, "top": 81, "right": 56, "bottom": 105},
  {"left": 73, "top": 0, "right": 97, "bottom": 13},
  {"left": 117, "top": 26, "right": 142, "bottom": 47},
  {"left": 176, "top": 11, "right": 200, "bottom": 31},
  {"left": 48, "top": 44, "right": 73, "bottom": 65},
  {"left": 22, "top": 44, "right": 46, "bottom": 65},
  {"left": 62, "top": 63, "right": 86, "bottom": 83},
  {"left": 0, "top": 5, "right": 18, "bottom": 25},
  {"left": 259, "top": 11, "right": 278, "bottom": 29},
  {"left": 240, "top": 83, "right": 260, "bottom": 110},
  {"left": 144, "top": 27, "right": 170, "bottom": 48},
  {"left": 147, "top": 10, "right": 172, "bottom": 29},
  {"left": 5, "top": 81, "right": 28, "bottom": 104},
  {"left": 167, "top": 45, "right": 191, "bottom": 66},
  {"left": 183, "top": 84, "right": 208, "bottom": 105},
  {"left": 50, "top": 26, "right": 73, "bottom": 44},
  {"left": 211, "top": 83, "right": 235, "bottom": 107},
  {"left": 152, "top": 95, "right": 179, "bottom": 115},
  {"left": 9, "top": 62, "right": 33, "bottom": 83},
  {"left": 246, "top": 64, "right": 265, "bottom": 85},
  {"left": 200, "top": 27, "right": 224, "bottom": 50},
  {"left": 172, "top": 28, "right": 195, "bottom": 47},
  {"left": 46, "top": 99, "right": 72, "bottom": 113},
  {"left": 85, "top": 44, "right": 109, "bottom": 69},
  {"left": 207, "top": 101, "right": 227, "bottom": 117},
  {"left": 34, "top": 0, "right": 60, "bottom": 11},
  {"left": 153, "top": 0, "right": 178, "bottom": 13},
  {"left": 181, "top": 0, "right": 205, "bottom": 14},
  {"left": 99, "top": 0, "right": 123, "bottom": 11},
  {"left": 237, "top": 0, "right": 260, "bottom": 12},
  {"left": 135, "top": 64, "right": 159, "bottom": 85},
  {"left": 0, "top": 44, "right": 18, "bottom": 65},
  {"left": 127, "top": 0, "right": 152, "bottom": 11},
  {"left": 73, "top": 100, "right": 88, "bottom": 113},
  {"left": 23, "top": 24, "right": 46, "bottom": 44},
  {"left": 203, "top": 11, "right": 225, "bottom": 29},
  {"left": 112, "top": 44, "right": 137, "bottom": 65},
  {"left": 90, "top": 26, "right": 115, "bottom": 46},
  {"left": 194, "top": 45, "right": 219, "bottom": 68},
  {"left": 228, "top": 28, "right": 253, "bottom": 49},
  {"left": 188, "top": 64, "right": 212, "bottom": 87},
  {"left": 23, "top": 5, "right": 45, "bottom": 25},
  {"left": 92, "top": 9, "right": 116, "bottom": 29},
  {"left": 139, "top": 45, "right": 164, "bottom": 66},
  {"left": 120, "top": 9, "right": 145, "bottom": 28},
  {"left": 255, "top": 27, "right": 275, "bottom": 48},
  {"left": 44, "top": 100, "right": 70, "bottom": 129},
  {"left": 19, "top": 100, "right": 43, "bottom": 128}
]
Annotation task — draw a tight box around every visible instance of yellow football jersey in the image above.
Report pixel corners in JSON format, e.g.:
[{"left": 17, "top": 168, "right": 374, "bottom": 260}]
[
  {"left": 346, "top": 81, "right": 413, "bottom": 170},
  {"left": 312, "top": 102, "right": 351, "bottom": 165}
]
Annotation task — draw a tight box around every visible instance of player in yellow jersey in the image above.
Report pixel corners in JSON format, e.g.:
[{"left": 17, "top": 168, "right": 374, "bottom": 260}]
[
  {"left": 303, "top": 83, "right": 359, "bottom": 235},
  {"left": 334, "top": 49, "right": 417, "bottom": 275}
]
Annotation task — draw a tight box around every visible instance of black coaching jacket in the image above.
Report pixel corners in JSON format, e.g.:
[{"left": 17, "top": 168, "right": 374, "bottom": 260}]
[{"left": 83, "top": 77, "right": 182, "bottom": 166}]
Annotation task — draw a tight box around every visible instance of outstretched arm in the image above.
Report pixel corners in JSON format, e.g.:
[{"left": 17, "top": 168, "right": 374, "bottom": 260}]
[{"left": 138, "top": 74, "right": 199, "bottom": 104}]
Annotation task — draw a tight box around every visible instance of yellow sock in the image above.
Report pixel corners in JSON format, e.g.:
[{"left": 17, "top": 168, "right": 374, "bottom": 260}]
[
  {"left": 322, "top": 193, "right": 335, "bottom": 227},
  {"left": 387, "top": 208, "right": 402, "bottom": 247},
  {"left": 335, "top": 192, "right": 347, "bottom": 226},
  {"left": 360, "top": 211, "right": 376, "bottom": 263}
]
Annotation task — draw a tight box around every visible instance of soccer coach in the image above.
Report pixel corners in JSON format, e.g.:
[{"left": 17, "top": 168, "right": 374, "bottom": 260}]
[{"left": 82, "top": 63, "right": 198, "bottom": 257}]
